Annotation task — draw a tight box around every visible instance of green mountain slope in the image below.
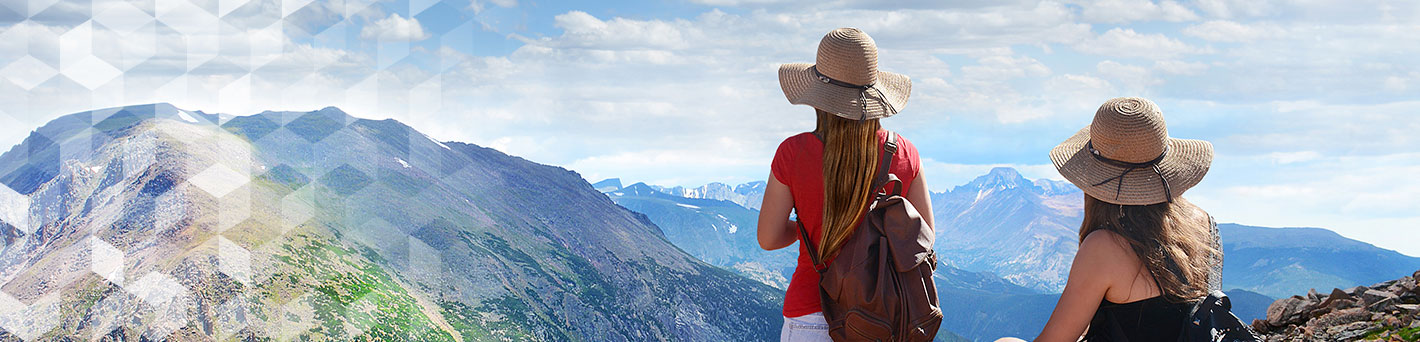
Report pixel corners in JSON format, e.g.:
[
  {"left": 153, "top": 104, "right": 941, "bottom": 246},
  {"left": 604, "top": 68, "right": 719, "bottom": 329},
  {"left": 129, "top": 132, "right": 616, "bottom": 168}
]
[{"left": 0, "top": 104, "right": 781, "bottom": 341}]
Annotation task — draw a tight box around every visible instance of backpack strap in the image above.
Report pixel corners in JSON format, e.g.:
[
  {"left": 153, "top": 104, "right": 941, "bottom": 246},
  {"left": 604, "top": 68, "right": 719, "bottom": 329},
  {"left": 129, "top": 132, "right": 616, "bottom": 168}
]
[
  {"left": 873, "top": 132, "right": 900, "bottom": 196},
  {"left": 794, "top": 131, "right": 901, "bottom": 272}
]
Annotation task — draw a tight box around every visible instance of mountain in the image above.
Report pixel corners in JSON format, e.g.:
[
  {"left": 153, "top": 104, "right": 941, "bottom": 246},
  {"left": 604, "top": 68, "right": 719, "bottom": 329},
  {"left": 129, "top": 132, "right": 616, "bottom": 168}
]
[
  {"left": 602, "top": 182, "right": 796, "bottom": 289},
  {"left": 643, "top": 181, "right": 767, "bottom": 211},
  {"left": 930, "top": 167, "right": 1083, "bottom": 292},
  {"left": 1220, "top": 223, "right": 1420, "bottom": 299},
  {"left": 1225, "top": 288, "right": 1275, "bottom": 324},
  {"left": 591, "top": 178, "right": 622, "bottom": 192},
  {"left": 609, "top": 167, "right": 1420, "bottom": 341},
  {"left": 0, "top": 104, "right": 781, "bottom": 341}
]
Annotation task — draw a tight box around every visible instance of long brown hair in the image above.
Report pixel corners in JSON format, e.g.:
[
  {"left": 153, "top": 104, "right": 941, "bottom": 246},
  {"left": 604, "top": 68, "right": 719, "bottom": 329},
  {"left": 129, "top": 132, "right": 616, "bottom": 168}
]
[
  {"left": 1080, "top": 195, "right": 1219, "bottom": 303},
  {"left": 815, "top": 109, "right": 881, "bottom": 261}
]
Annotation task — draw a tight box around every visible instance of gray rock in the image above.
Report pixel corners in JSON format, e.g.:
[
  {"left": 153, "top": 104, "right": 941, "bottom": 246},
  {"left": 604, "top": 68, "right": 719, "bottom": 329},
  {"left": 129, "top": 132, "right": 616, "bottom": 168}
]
[
  {"left": 1319, "top": 288, "right": 1352, "bottom": 306},
  {"left": 1368, "top": 296, "right": 1398, "bottom": 312},
  {"left": 1330, "top": 321, "right": 1375, "bottom": 341},
  {"left": 1267, "top": 296, "right": 1312, "bottom": 327},
  {"left": 1361, "top": 288, "right": 1397, "bottom": 305},
  {"left": 1388, "top": 276, "right": 1415, "bottom": 295},
  {"left": 1348, "top": 285, "right": 1368, "bottom": 296},
  {"left": 1309, "top": 308, "right": 1369, "bottom": 329}
]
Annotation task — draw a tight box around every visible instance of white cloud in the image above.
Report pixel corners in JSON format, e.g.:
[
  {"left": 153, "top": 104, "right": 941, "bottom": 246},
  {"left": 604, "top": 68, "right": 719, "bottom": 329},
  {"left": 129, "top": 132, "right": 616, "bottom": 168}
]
[
  {"left": 1073, "top": 28, "right": 1205, "bottom": 59},
  {"left": 1181, "top": 20, "right": 1281, "bottom": 42},
  {"left": 1152, "top": 60, "right": 1208, "bottom": 75},
  {"left": 1095, "top": 60, "right": 1159, "bottom": 91},
  {"left": 1192, "top": 153, "right": 1420, "bottom": 256},
  {"left": 471, "top": 0, "right": 518, "bottom": 13},
  {"left": 1077, "top": 0, "right": 1200, "bottom": 23},
  {"left": 360, "top": 14, "right": 430, "bottom": 42},
  {"left": 1193, "top": 0, "right": 1278, "bottom": 19},
  {"left": 1264, "top": 151, "right": 1320, "bottom": 164},
  {"left": 4, "top": 0, "right": 1420, "bottom": 257},
  {"left": 961, "top": 55, "right": 1051, "bottom": 80},
  {"left": 690, "top": 0, "right": 794, "bottom": 5}
]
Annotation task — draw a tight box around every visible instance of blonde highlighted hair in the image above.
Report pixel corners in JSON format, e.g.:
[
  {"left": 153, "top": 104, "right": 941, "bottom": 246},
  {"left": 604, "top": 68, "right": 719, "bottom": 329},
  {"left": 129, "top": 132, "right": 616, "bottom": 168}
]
[{"left": 814, "top": 109, "right": 881, "bottom": 261}]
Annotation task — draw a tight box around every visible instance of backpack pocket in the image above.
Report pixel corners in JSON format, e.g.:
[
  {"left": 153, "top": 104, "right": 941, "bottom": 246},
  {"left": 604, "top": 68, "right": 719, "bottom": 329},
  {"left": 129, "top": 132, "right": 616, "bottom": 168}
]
[
  {"left": 837, "top": 309, "right": 892, "bottom": 341},
  {"left": 905, "top": 308, "right": 943, "bottom": 342}
]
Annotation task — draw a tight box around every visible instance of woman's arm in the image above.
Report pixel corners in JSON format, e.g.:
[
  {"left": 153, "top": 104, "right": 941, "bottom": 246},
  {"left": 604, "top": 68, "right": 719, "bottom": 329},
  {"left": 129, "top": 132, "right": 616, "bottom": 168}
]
[
  {"left": 905, "top": 173, "right": 934, "bottom": 230},
  {"left": 1035, "top": 230, "right": 1130, "bottom": 342},
  {"left": 757, "top": 174, "right": 798, "bottom": 250}
]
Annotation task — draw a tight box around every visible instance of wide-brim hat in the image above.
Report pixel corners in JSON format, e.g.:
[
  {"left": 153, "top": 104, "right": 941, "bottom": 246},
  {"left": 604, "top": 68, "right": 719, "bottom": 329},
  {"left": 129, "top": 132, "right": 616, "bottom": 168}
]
[
  {"left": 1049, "top": 97, "right": 1213, "bottom": 205},
  {"left": 779, "top": 28, "right": 910, "bottom": 121}
]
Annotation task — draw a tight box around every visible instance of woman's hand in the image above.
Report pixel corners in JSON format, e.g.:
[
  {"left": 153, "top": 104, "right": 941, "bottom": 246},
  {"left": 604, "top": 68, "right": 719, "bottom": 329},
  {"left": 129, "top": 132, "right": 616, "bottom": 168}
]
[{"left": 757, "top": 174, "right": 798, "bottom": 250}]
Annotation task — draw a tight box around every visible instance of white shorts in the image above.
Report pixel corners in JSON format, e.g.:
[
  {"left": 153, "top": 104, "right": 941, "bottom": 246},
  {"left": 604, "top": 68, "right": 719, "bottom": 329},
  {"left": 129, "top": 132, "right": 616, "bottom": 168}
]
[{"left": 780, "top": 312, "right": 829, "bottom": 342}]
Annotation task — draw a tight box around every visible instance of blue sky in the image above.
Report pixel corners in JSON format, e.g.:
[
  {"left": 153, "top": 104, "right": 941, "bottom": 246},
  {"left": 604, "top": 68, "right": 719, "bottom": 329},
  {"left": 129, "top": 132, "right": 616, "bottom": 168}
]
[{"left": 1, "top": 0, "right": 1418, "bottom": 256}]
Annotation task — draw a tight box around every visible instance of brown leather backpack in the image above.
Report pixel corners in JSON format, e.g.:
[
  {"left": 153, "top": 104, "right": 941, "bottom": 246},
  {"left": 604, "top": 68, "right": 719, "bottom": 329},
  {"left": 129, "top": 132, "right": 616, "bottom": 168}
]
[{"left": 796, "top": 132, "right": 942, "bottom": 341}]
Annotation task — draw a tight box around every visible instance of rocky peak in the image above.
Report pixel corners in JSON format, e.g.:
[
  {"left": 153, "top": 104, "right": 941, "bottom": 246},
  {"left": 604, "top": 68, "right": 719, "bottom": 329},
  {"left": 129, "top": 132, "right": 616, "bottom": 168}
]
[
  {"left": 592, "top": 178, "right": 622, "bottom": 192},
  {"left": 619, "top": 182, "right": 662, "bottom": 197},
  {"left": 957, "top": 167, "right": 1038, "bottom": 193},
  {"left": 1033, "top": 178, "right": 1080, "bottom": 196},
  {"left": 1254, "top": 269, "right": 1420, "bottom": 341}
]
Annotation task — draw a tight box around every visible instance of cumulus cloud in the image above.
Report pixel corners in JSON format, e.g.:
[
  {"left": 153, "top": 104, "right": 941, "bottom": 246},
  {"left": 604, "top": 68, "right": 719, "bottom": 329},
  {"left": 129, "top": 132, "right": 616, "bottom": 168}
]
[
  {"left": 1181, "top": 20, "right": 1281, "bottom": 42},
  {"left": 1152, "top": 60, "right": 1208, "bottom": 75},
  {"left": 4, "top": 0, "right": 1419, "bottom": 256},
  {"left": 1073, "top": 28, "right": 1205, "bottom": 59},
  {"left": 470, "top": 0, "right": 518, "bottom": 13},
  {"left": 1096, "top": 60, "right": 1159, "bottom": 91},
  {"left": 360, "top": 14, "right": 430, "bottom": 42},
  {"left": 1193, "top": 0, "right": 1279, "bottom": 19},
  {"left": 1077, "top": 0, "right": 1200, "bottom": 23}
]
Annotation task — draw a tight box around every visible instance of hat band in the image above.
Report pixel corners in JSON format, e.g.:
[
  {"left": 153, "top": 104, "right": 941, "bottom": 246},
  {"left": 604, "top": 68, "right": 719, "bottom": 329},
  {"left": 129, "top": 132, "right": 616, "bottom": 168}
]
[
  {"left": 1086, "top": 141, "right": 1174, "bottom": 203},
  {"left": 811, "top": 66, "right": 896, "bottom": 120}
]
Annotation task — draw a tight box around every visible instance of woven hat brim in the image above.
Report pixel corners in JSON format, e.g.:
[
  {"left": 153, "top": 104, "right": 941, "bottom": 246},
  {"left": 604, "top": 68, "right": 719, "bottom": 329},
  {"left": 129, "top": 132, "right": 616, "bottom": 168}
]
[
  {"left": 1049, "top": 126, "right": 1213, "bottom": 205},
  {"left": 778, "top": 62, "right": 910, "bottom": 120}
]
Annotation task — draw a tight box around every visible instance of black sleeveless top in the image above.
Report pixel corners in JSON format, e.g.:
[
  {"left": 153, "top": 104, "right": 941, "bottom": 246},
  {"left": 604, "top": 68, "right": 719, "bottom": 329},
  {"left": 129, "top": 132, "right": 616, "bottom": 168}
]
[
  {"left": 1080, "top": 218, "right": 1223, "bottom": 342},
  {"left": 1081, "top": 296, "right": 1191, "bottom": 341}
]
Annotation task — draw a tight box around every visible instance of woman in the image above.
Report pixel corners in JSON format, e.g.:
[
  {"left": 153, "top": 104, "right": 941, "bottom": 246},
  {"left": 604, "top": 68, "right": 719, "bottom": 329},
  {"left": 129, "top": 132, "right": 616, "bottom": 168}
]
[
  {"left": 756, "top": 28, "right": 935, "bottom": 341},
  {"left": 1033, "top": 97, "right": 1221, "bottom": 341}
]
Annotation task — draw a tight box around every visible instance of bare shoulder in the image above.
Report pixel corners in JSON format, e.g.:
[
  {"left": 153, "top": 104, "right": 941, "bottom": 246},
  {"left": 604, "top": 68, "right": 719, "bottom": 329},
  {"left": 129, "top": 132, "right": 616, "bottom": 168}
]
[{"left": 1078, "top": 229, "right": 1137, "bottom": 268}]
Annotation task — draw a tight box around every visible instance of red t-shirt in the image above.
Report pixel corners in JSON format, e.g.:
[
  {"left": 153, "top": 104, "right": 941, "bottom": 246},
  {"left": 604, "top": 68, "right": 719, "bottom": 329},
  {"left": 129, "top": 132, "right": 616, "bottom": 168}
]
[{"left": 770, "top": 129, "right": 921, "bottom": 318}]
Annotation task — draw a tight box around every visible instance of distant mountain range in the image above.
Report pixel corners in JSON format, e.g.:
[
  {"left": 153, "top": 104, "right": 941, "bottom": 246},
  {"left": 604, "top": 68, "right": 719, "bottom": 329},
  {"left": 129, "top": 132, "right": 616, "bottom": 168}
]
[
  {"left": 601, "top": 182, "right": 796, "bottom": 290},
  {"left": 612, "top": 167, "right": 1420, "bottom": 341},
  {"left": 0, "top": 104, "right": 781, "bottom": 340},
  {"left": 930, "top": 167, "right": 1083, "bottom": 293}
]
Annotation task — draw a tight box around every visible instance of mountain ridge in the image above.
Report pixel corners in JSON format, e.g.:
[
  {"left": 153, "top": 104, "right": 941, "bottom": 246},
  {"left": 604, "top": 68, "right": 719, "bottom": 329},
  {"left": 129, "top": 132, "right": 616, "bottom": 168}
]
[
  {"left": 611, "top": 166, "right": 1420, "bottom": 341},
  {"left": 0, "top": 103, "right": 782, "bottom": 340}
]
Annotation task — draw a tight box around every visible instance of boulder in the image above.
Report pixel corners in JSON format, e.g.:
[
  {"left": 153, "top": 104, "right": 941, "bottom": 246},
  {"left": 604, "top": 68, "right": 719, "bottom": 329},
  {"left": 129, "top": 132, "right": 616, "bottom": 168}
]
[
  {"left": 1309, "top": 307, "right": 1369, "bottom": 328},
  {"left": 1348, "top": 285, "right": 1368, "bottom": 297},
  {"left": 1361, "top": 288, "right": 1397, "bottom": 305},
  {"left": 1318, "top": 288, "right": 1352, "bottom": 307},
  {"left": 1387, "top": 276, "right": 1415, "bottom": 295},
  {"left": 1266, "top": 296, "right": 1312, "bottom": 327},
  {"left": 1330, "top": 321, "right": 1375, "bottom": 341},
  {"left": 1368, "top": 296, "right": 1398, "bottom": 312}
]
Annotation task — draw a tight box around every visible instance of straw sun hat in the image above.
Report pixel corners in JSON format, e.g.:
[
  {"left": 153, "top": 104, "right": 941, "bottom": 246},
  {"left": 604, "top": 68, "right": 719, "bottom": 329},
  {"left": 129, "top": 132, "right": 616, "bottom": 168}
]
[
  {"left": 1050, "top": 97, "right": 1213, "bottom": 206},
  {"left": 779, "top": 28, "right": 910, "bottom": 120}
]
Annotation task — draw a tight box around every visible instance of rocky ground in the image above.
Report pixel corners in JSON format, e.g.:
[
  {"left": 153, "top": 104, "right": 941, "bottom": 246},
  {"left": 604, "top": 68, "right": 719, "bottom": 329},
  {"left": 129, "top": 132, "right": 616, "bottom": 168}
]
[{"left": 1254, "top": 270, "right": 1420, "bottom": 341}]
